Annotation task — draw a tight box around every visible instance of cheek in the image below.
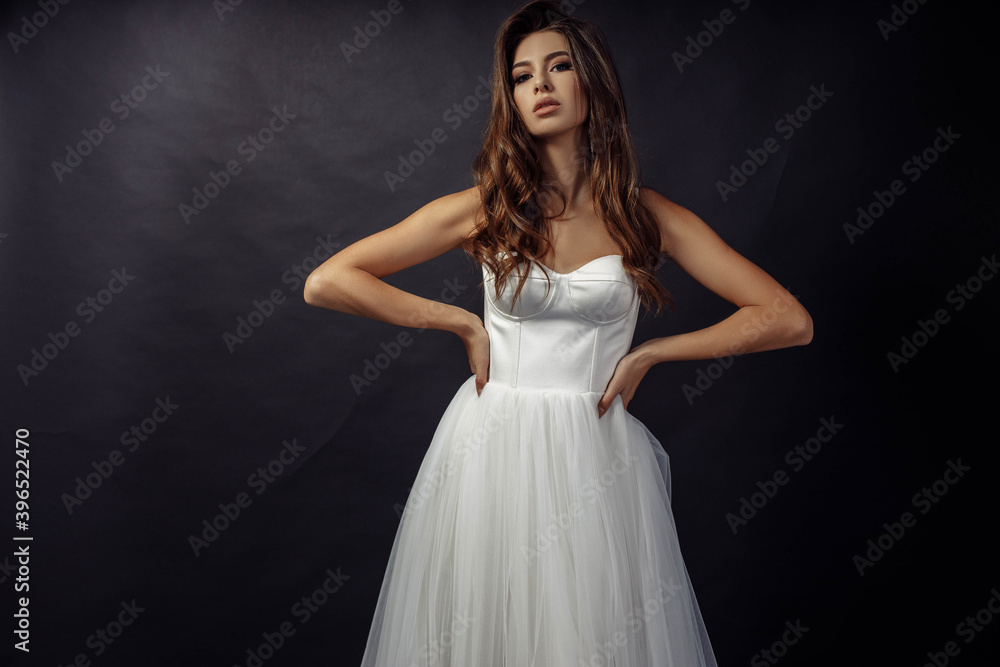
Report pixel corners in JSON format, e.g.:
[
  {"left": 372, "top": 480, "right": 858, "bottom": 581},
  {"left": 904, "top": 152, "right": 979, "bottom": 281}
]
[{"left": 514, "top": 89, "right": 531, "bottom": 115}]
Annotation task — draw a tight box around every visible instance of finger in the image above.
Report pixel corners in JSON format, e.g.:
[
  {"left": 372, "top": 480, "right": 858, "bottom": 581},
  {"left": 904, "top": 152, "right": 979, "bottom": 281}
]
[
  {"left": 475, "top": 360, "right": 487, "bottom": 395},
  {"left": 478, "top": 350, "right": 490, "bottom": 396}
]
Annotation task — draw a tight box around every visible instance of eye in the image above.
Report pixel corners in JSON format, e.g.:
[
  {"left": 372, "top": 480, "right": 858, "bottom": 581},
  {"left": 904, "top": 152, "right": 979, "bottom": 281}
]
[{"left": 512, "top": 61, "right": 573, "bottom": 85}]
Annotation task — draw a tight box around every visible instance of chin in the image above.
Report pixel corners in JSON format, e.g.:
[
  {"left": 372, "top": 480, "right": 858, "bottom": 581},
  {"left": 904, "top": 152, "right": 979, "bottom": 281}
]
[{"left": 529, "top": 125, "right": 579, "bottom": 141}]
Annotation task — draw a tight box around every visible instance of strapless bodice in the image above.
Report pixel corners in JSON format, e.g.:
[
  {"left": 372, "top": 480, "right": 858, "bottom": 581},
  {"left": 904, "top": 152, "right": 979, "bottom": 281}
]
[{"left": 482, "top": 253, "right": 638, "bottom": 394}]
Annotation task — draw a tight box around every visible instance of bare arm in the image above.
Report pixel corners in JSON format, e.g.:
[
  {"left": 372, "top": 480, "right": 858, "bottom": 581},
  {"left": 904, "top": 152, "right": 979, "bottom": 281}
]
[
  {"left": 304, "top": 186, "right": 491, "bottom": 393},
  {"left": 633, "top": 186, "right": 813, "bottom": 369},
  {"left": 598, "top": 187, "right": 812, "bottom": 416},
  {"left": 304, "top": 186, "right": 481, "bottom": 335}
]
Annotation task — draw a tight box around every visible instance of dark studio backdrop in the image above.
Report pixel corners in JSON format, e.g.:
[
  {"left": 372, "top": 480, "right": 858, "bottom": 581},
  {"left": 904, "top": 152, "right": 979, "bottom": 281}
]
[{"left": 1, "top": 0, "right": 996, "bottom": 665}]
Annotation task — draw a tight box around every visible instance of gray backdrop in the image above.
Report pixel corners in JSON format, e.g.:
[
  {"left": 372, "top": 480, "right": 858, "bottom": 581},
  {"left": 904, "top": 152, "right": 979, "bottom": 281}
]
[{"left": 2, "top": 0, "right": 996, "bottom": 665}]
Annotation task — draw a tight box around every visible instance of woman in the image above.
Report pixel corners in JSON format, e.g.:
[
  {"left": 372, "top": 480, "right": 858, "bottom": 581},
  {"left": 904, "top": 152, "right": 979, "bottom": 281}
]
[{"left": 305, "top": 1, "right": 812, "bottom": 664}]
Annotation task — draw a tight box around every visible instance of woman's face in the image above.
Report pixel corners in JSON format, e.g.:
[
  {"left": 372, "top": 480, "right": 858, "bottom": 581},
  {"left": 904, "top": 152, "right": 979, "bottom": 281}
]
[{"left": 510, "top": 30, "right": 588, "bottom": 140}]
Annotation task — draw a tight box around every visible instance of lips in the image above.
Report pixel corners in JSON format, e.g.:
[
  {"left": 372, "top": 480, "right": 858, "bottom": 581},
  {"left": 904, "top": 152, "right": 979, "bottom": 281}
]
[{"left": 533, "top": 97, "right": 560, "bottom": 113}]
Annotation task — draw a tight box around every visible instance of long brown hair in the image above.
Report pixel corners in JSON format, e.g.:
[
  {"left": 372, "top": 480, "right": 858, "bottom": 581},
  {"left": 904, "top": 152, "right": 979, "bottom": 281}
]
[{"left": 463, "top": 0, "right": 673, "bottom": 314}]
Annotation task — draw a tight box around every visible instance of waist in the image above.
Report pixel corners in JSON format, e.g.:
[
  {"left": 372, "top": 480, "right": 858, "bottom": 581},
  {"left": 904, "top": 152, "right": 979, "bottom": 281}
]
[
  {"left": 485, "top": 378, "right": 605, "bottom": 396},
  {"left": 486, "top": 360, "right": 611, "bottom": 394}
]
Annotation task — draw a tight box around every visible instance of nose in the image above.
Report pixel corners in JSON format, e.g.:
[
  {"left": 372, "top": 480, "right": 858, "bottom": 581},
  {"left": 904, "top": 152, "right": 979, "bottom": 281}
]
[{"left": 534, "top": 75, "right": 550, "bottom": 92}]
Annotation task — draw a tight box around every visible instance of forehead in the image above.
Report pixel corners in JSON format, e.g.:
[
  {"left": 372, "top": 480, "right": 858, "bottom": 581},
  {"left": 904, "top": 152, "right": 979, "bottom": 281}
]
[{"left": 511, "top": 30, "right": 571, "bottom": 68}]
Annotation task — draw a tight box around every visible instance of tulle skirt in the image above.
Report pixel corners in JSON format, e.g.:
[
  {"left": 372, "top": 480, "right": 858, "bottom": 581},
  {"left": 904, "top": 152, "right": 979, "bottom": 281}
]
[{"left": 360, "top": 375, "right": 717, "bottom": 666}]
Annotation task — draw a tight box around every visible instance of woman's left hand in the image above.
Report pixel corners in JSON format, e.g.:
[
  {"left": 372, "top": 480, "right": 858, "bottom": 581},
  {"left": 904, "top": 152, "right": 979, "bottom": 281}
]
[{"left": 597, "top": 346, "right": 652, "bottom": 418}]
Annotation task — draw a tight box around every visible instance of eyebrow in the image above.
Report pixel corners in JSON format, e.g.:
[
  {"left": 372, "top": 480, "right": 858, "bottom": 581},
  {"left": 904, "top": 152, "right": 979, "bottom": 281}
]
[{"left": 511, "top": 50, "right": 570, "bottom": 71}]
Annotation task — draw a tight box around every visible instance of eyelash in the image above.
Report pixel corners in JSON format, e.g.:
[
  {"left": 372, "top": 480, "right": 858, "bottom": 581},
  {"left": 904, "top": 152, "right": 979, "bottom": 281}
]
[{"left": 513, "top": 61, "right": 572, "bottom": 85}]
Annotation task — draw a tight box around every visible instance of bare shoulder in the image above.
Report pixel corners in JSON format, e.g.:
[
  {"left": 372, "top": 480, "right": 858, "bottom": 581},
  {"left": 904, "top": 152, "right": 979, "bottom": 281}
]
[
  {"left": 638, "top": 186, "right": 699, "bottom": 256},
  {"left": 428, "top": 185, "right": 483, "bottom": 242},
  {"left": 638, "top": 186, "right": 800, "bottom": 315}
]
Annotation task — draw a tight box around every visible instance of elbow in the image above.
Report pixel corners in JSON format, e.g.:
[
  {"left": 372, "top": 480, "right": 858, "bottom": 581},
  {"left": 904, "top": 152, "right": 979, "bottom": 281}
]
[
  {"left": 791, "top": 308, "right": 813, "bottom": 346},
  {"left": 303, "top": 269, "right": 332, "bottom": 307}
]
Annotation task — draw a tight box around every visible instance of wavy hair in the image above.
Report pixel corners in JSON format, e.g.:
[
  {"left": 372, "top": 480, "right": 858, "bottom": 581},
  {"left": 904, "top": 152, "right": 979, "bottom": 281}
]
[{"left": 463, "top": 0, "right": 673, "bottom": 314}]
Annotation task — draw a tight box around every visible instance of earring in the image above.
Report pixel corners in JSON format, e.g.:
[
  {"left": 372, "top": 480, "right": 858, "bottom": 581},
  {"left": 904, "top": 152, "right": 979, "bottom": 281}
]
[{"left": 589, "top": 137, "right": 595, "bottom": 160}]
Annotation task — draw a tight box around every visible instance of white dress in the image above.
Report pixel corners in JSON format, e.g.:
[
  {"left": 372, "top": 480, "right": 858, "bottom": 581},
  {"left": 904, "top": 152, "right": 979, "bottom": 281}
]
[{"left": 360, "top": 253, "right": 718, "bottom": 666}]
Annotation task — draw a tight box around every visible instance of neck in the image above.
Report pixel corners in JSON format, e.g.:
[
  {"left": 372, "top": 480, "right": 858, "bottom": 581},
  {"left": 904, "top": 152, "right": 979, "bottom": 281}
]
[{"left": 535, "top": 127, "right": 590, "bottom": 215}]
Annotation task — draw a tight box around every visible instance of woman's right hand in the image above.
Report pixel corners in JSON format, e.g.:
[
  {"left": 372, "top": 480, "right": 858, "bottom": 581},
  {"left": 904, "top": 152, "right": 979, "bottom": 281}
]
[{"left": 460, "top": 314, "right": 490, "bottom": 395}]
